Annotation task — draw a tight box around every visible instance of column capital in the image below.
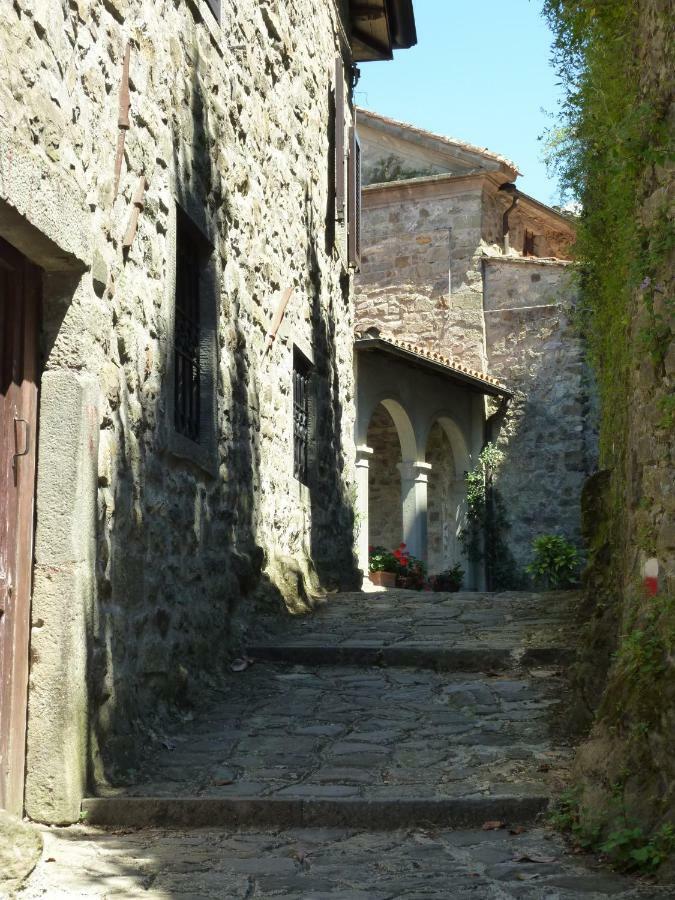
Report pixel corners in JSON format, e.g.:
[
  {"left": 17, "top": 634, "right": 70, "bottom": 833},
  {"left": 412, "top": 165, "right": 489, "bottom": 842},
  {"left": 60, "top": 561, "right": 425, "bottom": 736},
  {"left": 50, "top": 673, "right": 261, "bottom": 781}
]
[
  {"left": 355, "top": 444, "right": 374, "bottom": 468},
  {"left": 397, "top": 460, "right": 432, "bottom": 483}
]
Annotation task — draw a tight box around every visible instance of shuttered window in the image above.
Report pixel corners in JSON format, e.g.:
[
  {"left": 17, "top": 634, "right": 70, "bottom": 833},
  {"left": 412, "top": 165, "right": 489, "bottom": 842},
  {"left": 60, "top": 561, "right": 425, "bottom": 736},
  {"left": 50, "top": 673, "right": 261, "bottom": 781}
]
[
  {"left": 174, "top": 215, "right": 202, "bottom": 442},
  {"left": 524, "top": 230, "right": 536, "bottom": 256},
  {"left": 347, "top": 125, "right": 361, "bottom": 269},
  {"left": 335, "top": 57, "right": 346, "bottom": 223}
]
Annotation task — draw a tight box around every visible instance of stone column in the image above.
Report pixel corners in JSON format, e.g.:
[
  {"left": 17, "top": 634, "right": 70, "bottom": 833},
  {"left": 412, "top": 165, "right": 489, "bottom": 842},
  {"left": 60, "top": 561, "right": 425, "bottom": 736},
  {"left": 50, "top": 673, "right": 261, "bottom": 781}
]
[
  {"left": 25, "top": 370, "right": 100, "bottom": 824},
  {"left": 397, "top": 461, "right": 432, "bottom": 562},
  {"left": 355, "top": 445, "right": 374, "bottom": 580}
]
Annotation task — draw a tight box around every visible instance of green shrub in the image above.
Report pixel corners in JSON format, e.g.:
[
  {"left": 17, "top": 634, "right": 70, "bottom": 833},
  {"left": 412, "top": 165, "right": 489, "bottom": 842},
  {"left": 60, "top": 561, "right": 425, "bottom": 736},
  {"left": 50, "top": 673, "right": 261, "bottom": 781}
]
[
  {"left": 600, "top": 824, "right": 675, "bottom": 874},
  {"left": 526, "top": 534, "right": 580, "bottom": 589}
]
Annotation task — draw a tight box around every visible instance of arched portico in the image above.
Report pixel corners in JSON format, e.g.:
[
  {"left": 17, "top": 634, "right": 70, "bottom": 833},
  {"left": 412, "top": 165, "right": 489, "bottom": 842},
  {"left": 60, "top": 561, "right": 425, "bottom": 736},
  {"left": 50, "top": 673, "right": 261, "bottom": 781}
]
[
  {"left": 355, "top": 334, "right": 511, "bottom": 589},
  {"left": 356, "top": 396, "right": 430, "bottom": 575}
]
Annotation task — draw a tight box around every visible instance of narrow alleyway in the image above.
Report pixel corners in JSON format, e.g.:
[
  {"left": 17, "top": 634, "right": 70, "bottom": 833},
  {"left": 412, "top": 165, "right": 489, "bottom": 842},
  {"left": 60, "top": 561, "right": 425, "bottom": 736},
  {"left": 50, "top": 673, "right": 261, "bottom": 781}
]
[{"left": 21, "top": 591, "right": 668, "bottom": 898}]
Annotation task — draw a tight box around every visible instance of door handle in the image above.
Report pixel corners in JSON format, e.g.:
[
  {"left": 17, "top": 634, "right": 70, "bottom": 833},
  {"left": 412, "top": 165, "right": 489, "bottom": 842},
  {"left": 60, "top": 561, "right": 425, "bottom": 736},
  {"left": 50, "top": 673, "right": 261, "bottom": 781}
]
[{"left": 13, "top": 417, "right": 30, "bottom": 466}]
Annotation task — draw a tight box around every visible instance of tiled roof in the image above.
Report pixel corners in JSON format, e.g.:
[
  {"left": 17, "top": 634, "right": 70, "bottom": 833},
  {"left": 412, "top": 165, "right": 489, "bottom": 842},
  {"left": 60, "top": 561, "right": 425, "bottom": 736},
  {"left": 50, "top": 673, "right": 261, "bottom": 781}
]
[
  {"left": 355, "top": 332, "right": 512, "bottom": 396},
  {"left": 356, "top": 108, "right": 520, "bottom": 176}
]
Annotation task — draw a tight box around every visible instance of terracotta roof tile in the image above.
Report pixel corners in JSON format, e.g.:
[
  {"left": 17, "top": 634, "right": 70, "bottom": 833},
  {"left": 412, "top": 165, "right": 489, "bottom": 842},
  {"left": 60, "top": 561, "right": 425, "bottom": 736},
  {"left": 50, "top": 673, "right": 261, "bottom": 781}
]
[{"left": 356, "top": 331, "right": 510, "bottom": 393}]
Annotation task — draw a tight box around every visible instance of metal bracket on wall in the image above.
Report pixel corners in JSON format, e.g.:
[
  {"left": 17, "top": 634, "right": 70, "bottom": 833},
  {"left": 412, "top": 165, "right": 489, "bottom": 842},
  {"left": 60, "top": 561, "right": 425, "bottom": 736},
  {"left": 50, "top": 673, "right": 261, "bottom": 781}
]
[
  {"left": 265, "top": 287, "right": 294, "bottom": 352},
  {"left": 122, "top": 176, "right": 147, "bottom": 252},
  {"left": 113, "top": 42, "right": 131, "bottom": 200}
]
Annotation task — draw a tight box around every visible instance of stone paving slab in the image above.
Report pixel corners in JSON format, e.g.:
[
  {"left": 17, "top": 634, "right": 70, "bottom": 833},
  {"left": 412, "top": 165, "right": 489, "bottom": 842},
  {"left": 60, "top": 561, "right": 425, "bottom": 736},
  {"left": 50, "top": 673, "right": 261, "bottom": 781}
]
[
  {"left": 82, "top": 796, "right": 551, "bottom": 830},
  {"left": 20, "top": 825, "right": 670, "bottom": 899},
  {"left": 248, "top": 643, "right": 575, "bottom": 671},
  {"left": 250, "top": 590, "right": 580, "bottom": 667},
  {"left": 88, "top": 660, "right": 573, "bottom": 828}
]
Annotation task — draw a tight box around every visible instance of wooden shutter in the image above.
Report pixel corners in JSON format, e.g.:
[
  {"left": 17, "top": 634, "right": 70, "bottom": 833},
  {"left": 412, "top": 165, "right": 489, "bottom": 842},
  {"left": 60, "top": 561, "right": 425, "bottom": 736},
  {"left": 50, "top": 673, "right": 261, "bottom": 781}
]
[
  {"left": 334, "top": 57, "right": 346, "bottom": 223},
  {"left": 348, "top": 125, "right": 362, "bottom": 269}
]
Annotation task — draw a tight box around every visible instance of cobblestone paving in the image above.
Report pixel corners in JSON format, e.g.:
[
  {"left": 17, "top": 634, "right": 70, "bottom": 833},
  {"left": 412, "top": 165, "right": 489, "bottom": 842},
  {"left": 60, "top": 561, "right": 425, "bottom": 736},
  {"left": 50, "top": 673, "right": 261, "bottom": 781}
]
[
  {"left": 250, "top": 590, "right": 579, "bottom": 658},
  {"left": 21, "top": 825, "right": 669, "bottom": 899},
  {"left": 21, "top": 590, "right": 667, "bottom": 897},
  {"left": 115, "top": 664, "right": 572, "bottom": 803}
]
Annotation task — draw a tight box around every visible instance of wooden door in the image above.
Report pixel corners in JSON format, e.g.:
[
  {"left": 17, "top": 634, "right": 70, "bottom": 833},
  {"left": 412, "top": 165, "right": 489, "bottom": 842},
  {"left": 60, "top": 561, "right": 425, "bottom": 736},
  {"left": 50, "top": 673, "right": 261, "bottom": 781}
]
[{"left": 0, "top": 238, "right": 40, "bottom": 815}]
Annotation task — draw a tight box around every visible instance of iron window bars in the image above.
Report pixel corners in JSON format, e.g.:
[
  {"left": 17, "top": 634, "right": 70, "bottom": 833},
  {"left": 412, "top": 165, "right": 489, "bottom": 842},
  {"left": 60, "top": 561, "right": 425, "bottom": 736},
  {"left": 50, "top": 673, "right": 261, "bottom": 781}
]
[
  {"left": 293, "top": 349, "right": 312, "bottom": 485},
  {"left": 174, "top": 215, "right": 202, "bottom": 442}
]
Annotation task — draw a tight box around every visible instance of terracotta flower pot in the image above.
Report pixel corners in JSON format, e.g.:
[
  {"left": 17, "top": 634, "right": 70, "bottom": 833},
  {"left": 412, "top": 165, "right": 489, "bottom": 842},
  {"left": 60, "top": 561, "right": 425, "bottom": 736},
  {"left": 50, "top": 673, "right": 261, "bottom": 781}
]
[{"left": 369, "top": 570, "right": 397, "bottom": 588}]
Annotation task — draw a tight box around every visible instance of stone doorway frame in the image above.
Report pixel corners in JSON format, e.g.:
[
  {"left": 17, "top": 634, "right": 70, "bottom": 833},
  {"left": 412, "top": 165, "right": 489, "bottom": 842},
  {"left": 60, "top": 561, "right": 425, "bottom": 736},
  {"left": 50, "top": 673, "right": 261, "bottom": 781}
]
[{"left": 0, "top": 139, "right": 95, "bottom": 824}]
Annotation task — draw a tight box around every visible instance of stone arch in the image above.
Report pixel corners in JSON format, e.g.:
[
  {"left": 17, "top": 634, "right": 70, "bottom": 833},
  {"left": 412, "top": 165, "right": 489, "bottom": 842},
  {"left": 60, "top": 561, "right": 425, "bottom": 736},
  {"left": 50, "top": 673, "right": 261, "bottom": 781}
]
[
  {"left": 379, "top": 398, "right": 418, "bottom": 461},
  {"left": 424, "top": 414, "right": 471, "bottom": 583},
  {"left": 360, "top": 393, "right": 417, "bottom": 461},
  {"left": 423, "top": 413, "right": 471, "bottom": 477},
  {"left": 365, "top": 402, "right": 407, "bottom": 553}
]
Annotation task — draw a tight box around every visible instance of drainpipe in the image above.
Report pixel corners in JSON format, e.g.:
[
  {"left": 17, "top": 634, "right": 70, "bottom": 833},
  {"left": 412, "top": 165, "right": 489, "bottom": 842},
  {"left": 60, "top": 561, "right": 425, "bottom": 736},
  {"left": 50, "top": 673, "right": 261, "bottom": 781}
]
[
  {"left": 499, "top": 182, "right": 519, "bottom": 254},
  {"left": 483, "top": 394, "right": 510, "bottom": 591}
]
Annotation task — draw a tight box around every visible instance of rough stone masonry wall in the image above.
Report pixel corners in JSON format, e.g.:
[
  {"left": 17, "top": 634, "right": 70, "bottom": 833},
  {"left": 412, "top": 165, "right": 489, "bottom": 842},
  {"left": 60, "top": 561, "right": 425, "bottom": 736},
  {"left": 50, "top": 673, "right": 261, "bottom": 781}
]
[
  {"left": 367, "top": 404, "right": 403, "bottom": 551},
  {"left": 356, "top": 183, "right": 488, "bottom": 370},
  {"left": 484, "top": 258, "right": 599, "bottom": 573},
  {"left": 0, "top": 0, "right": 358, "bottom": 821},
  {"left": 569, "top": 0, "right": 675, "bottom": 849}
]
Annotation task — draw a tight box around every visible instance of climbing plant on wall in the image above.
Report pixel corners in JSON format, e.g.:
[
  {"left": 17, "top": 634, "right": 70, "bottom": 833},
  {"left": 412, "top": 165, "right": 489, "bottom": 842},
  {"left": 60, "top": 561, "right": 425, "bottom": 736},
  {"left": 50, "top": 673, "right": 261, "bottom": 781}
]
[
  {"left": 460, "top": 444, "right": 522, "bottom": 590},
  {"left": 541, "top": 0, "right": 674, "bottom": 852},
  {"left": 542, "top": 0, "right": 673, "bottom": 469}
]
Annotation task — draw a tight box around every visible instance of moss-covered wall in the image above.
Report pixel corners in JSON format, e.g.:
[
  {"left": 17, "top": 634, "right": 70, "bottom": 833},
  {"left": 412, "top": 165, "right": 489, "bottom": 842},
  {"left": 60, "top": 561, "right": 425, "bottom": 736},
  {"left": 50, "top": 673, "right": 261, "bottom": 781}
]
[{"left": 544, "top": 0, "right": 674, "bottom": 863}]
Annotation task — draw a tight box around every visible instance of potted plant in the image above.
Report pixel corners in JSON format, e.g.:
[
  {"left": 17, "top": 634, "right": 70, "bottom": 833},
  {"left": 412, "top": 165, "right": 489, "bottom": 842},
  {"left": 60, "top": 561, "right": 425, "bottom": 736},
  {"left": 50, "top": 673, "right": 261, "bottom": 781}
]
[
  {"left": 430, "top": 563, "right": 464, "bottom": 592},
  {"left": 395, "top": 545, "right": 426, "bottom": 589},
  {"left": 368, "top": 545, "right": 398, "bottom": 587}
]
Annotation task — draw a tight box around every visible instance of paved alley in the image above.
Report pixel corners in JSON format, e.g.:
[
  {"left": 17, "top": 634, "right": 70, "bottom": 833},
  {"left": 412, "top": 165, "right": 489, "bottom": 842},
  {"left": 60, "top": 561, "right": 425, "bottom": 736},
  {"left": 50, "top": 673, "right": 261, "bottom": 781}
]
[{"left": 18, "top": 591, "right": 668, "bottom": 897}]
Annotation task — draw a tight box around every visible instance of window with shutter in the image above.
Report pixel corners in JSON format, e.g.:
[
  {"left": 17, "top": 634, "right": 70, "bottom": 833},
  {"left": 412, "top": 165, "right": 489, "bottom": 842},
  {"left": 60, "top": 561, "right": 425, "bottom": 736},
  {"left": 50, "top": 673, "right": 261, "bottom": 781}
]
[
  {"left": 348, "top": 125, "right": 362, "bottom": 269},
  {"left": 334, "top": 57, "right": 346, "bottom": 223}
]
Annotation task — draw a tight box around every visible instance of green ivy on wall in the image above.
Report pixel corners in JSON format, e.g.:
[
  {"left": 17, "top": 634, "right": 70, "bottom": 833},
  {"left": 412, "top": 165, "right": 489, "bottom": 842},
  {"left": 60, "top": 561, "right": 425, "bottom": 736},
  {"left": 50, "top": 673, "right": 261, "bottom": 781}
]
[{"left": 460, "top": 444, "right": 522, "bottom": 590}]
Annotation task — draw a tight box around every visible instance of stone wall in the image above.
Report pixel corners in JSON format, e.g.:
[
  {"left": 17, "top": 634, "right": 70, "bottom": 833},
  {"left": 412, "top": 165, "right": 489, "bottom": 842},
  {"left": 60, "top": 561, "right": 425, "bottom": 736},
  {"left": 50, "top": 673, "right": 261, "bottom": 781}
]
[
  {"left": 481, "top": 188, "right": 575, "bottom": 261},
  {"left": 367, "top": 404, "right": 403, "bottom": 551},
  {"left": 484, "top": 257, "right": 598, "bottom": 571},
  {"left": 564, "top": 0, "right": 675, "bottom": 848},
  {"left": 0, "top": 0, "right": 359, "bottom": 821},
  {"left": 357, "top": 180, "right": 488, "bottom": 369}
]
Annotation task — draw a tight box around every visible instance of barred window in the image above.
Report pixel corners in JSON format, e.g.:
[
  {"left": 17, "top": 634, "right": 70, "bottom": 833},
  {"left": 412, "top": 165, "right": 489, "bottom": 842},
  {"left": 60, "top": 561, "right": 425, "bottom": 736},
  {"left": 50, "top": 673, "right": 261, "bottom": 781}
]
[
  {"left": 174, "top": 214, "right": 202, "bottom": 442},
  {"left": 293, "top": 349, "right": 312, "bottom": 485}
]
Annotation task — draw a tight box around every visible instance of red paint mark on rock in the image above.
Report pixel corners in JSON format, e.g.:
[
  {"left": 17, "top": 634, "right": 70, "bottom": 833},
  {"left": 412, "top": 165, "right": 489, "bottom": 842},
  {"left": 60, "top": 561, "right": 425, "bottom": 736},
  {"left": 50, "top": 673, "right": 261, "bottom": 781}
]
[{"left": 644, "top": 558, "right": 659, "bottom": 597}]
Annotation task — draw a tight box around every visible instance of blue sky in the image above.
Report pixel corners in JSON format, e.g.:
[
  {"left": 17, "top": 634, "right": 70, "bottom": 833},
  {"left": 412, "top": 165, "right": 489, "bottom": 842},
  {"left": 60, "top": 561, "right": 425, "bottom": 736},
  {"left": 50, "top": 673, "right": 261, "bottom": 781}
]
[{"left": 355, "top": 0, "right": 563, "bottom": 204}]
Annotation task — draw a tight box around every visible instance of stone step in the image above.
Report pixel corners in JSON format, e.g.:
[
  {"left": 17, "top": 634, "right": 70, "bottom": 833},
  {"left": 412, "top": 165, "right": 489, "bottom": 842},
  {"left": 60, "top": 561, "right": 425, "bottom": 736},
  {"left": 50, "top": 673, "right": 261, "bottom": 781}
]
[
  {"left": 247, "top": 641, "right": 574, "bottom": 671},
  {"left": 82, "top": 793, "right": 550, "bottom": 830},
  {"left": 88, "top": 663, "right": 573, "bottom": 833}
]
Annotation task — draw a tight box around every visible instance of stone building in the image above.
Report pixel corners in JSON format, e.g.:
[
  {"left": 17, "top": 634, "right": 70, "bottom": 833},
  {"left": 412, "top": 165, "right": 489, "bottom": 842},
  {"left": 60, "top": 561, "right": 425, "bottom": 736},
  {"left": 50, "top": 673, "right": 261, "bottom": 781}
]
[
  {"left": 0, "top": 1, "right": 416, "bottom": 823},
  {"left": 354, "top": 109, "right": 598, "bottom": 585}
]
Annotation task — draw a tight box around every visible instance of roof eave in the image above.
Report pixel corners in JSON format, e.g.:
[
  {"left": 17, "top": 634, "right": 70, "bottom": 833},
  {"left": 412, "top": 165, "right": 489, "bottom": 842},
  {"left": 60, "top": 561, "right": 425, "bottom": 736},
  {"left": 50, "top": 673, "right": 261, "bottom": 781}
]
[
  {"left": 355, "top": 337, "right": 513, "bottom": 398},
  {"left": 350, "top": 0, "right": 417, "bottom": 62}
]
